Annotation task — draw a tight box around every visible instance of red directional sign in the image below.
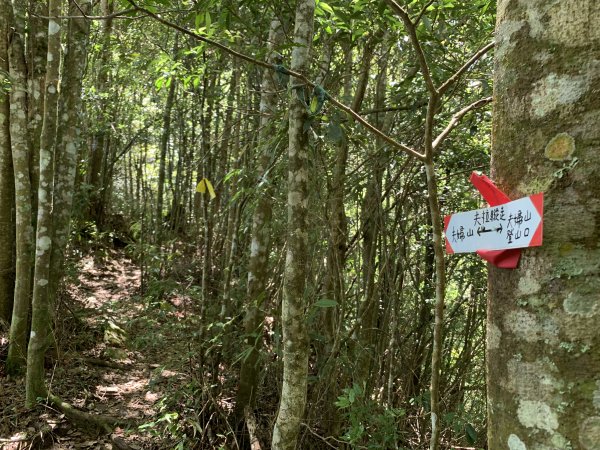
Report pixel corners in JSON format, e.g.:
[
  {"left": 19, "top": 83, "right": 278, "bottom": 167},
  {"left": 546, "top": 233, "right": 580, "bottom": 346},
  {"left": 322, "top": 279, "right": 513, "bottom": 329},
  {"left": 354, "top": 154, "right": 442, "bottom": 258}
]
[{"left": 444, "top": 193, "right": 544, "bottom": 254}]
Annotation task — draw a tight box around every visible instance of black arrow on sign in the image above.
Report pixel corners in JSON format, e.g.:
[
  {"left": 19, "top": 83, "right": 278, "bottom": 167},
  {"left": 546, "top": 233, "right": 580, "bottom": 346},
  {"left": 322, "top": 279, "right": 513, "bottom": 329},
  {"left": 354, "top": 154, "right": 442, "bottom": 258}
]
[
  {"left": 477, "top": 225, "right": 503, "bottom": 236},
  {"left": 477, "top": 226, "right": 493, "bottom": 235}
]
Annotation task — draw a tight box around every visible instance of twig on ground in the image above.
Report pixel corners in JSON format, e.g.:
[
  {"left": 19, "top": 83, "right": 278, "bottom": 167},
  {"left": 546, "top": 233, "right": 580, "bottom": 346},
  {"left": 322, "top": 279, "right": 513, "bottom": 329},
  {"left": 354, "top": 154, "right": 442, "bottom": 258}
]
[{"left": 300, "top": 422, "right": 363, "bottom": 449}]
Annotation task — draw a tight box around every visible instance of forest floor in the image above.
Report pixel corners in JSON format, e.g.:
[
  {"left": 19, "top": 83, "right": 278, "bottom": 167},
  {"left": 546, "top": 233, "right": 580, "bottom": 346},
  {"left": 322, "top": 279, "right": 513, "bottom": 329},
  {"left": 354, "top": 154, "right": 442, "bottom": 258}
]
[{"left": 0, "top": 247, "right": 223, "bottom": 449}]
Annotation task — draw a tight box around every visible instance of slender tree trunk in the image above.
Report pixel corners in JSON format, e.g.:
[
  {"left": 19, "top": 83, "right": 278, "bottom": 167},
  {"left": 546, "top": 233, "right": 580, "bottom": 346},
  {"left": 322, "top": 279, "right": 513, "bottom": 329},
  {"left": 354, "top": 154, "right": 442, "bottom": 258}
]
[
  {"left": 88, "top": 0, "right": 113, "bottom": 227},
  {"left": 236, "top": 17, "right": 284, "bottom": 419},
  {"left": 26, "top": 0, "right": 62, "bottom": 406},
  {"left": 487, "top": 1, "right": 600, "bottom": 448},
  {"left": 49, "top": 0, "right": 92, "bottom": 301},
  {"left": 219, "top": 68, "right": 241, "bottom": 319},
  {"left": 6, "top": 0, "right": 34, "bottom": 376},
  {"left": 156, "top": 38, "right": 178, "bottom": 226},
  {"left": 357, "top": 39, "right": 388, "bottom": 390},
  {"left": 323, "top": 38, "right": 373, "bottom": 354},
  {"left": 271, "top": 1, "right": 315, "bottom": 448},
  {"left": 423, "top": 151, "right": 445, "bottom": 450},
  {"left": 0, "top": 1, "right": 15, "bottom": 324},
  {"left": 199, "top": 70, "right": 215, "bottom": 309}
]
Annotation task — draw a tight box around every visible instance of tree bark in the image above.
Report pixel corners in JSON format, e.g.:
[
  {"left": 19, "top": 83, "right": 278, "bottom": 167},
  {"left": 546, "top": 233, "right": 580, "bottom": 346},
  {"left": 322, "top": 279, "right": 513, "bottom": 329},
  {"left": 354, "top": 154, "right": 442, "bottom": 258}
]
[
  {"left": 271, "top": 1, "right": 315, "bottom": 448},
  {"left": 156, "top": 37, "right": 178, "bottom": 227},
  {"left": 88, "top": 0, "right": 113, "bottom": 227},
  {"left": 26, "top": 0, "right": 62, "bottom": 406},
  {"left": 236, "top": 16, "right": 284, "bottom": 419},
  {"left": 357, "top": 38, "right": 389, "bottom": 391},
  {"left": 26, "top": 0, "right": 47, "bottom": 221},
  {"left": 0, "top": 0, "right": 15, "bottom": 324},
  {"left": 49, "top": 0, "right": 92, "bottom": 303},
  {"left": 488, "top": 1, "right": 600, "bottom": 448},
  {"left": 5, "top": 0, "right": 34, "bottom": 376},
  {"left": 219, "top": 68, "right": 241, "bottom": 320}
]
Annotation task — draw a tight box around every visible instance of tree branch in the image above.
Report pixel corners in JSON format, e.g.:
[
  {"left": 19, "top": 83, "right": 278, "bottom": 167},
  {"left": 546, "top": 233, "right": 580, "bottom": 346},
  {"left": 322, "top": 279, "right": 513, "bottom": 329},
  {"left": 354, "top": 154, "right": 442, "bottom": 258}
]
[
  {"left": 31, "top": 7, "right": 138, "bottom": 20},
  {"left": 424, "top": 93, "right": 439, "bottom": 159},
  {"left": 415, "top": 0, "right": 436, "bottom": 25},
  {"left": 438, "top": 42, "right": 494, "bottom": 95},
  {"left": 383, "top": 0, "right": 437, "bottom": 96},
  {"left": 432, "top": 96, "right": 492, "bottom": 151},
  {"left": 360, "top": 98, "right": 428, "bottom": 115}
]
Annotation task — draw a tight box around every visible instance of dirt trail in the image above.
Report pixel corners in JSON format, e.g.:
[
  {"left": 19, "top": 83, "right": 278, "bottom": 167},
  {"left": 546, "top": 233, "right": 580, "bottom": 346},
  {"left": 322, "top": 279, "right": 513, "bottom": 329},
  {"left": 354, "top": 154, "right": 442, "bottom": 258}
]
[{"left": 1, "top": 249, "right": 194, "bottom": 449}]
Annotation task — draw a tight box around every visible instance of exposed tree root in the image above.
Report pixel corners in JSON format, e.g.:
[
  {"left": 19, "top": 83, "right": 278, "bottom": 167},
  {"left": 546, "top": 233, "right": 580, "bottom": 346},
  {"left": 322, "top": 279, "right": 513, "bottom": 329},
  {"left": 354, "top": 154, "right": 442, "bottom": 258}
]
[
  {"left": 81, "top": 357, "right": 132, "bottom": 370},
  {"left": 47, "top": 393, "right": 134, "bottom": 435}
]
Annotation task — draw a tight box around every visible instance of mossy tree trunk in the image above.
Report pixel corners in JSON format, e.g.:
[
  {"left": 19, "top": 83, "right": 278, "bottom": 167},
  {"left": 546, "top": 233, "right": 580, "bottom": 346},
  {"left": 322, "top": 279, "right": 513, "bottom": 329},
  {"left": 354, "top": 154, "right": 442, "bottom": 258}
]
[
  {"left": 26, "top": 0, "right": 47, "bottom": 220},
  {"left": 488, "top": 1, "right": 600, "bottom": 448},
  {"left": 6, "top": 0, "right": 34, "bottom": 376},
  {"left": 26, "top": 0, "right": 62, "bottom": 406},
  {"left": 271, "top": 0, "right": 315, "bottom": 448},
  {"left": 49, "top": 0, "right": 92, "bottom": 303}
]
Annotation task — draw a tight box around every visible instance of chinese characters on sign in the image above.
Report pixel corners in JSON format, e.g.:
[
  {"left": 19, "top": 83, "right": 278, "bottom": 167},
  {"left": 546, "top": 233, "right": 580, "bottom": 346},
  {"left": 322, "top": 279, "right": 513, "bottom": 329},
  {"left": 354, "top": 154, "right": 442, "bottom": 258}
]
[{"left": 444, "top": 193, "right": 543, "bottom": 254}]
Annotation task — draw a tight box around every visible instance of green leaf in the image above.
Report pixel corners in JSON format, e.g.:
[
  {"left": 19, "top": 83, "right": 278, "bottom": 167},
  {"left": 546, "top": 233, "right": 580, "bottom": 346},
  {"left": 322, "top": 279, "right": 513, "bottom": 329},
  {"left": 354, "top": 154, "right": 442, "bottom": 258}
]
[
  {"left": 465, "top": 423, "right": 478, "bottom": 444},
  {"left": 422, "top": 16, "right": 432, "bottom": 31},
  {"left": 335, "top": 396, "right": 350, "bottom": 408},
  {"left": 348, "top": 388, "right": 356, "bottom": 403},
  {"left": 314, "top": 299, "right": 337, "bottom": 308},
  {"left": 223, "top": 169, "right": 241, "bottom": 183},
  {"left": 319, "top": 1, "right": 334, "bottom": 14},
  {"left": 310, "top": 95, "right": 319, "bottom": 113},
  {"left": 205, "top": 11, "right": 212, "bottom": 28}
]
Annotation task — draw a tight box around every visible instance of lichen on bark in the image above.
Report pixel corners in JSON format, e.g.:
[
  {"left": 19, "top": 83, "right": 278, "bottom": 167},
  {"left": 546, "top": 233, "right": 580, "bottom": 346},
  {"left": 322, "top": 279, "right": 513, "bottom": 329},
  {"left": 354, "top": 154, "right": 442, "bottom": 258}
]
[{"left": 488, "top": 1, "right": 600, "bottom": 448}]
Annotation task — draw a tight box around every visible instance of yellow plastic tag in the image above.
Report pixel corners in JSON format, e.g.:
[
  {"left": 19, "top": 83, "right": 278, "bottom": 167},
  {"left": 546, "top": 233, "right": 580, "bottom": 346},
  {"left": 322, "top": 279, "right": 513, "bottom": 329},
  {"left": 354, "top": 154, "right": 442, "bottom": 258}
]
[{"left": 196, "top": 178, "right": 216, "bottom": 199}]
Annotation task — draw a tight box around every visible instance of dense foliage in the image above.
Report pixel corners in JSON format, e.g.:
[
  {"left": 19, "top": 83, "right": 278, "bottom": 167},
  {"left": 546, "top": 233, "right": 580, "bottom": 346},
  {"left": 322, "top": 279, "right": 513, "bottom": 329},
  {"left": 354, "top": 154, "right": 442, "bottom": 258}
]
[{"left": 1, "top": 0, "right": 497, "bottom": 448}]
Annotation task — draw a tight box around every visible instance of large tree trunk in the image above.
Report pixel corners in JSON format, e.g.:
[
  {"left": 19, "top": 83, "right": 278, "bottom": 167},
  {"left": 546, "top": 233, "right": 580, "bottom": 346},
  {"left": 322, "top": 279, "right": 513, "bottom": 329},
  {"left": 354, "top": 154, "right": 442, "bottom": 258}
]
[
  {"left": 5, "top": 0, "right": 34, "bottom": 376},
  {"left": 26, "top": 0, "right": 62, "bottom": 406},
  {"left": 0, "top": 1, "right": 15, "bottom": 324},
  {"left": 488, "top": 1, "right": 600, "bottom": 448},
  {"left": 271, "top": 1, "right": 315, "bottom": 448}
]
